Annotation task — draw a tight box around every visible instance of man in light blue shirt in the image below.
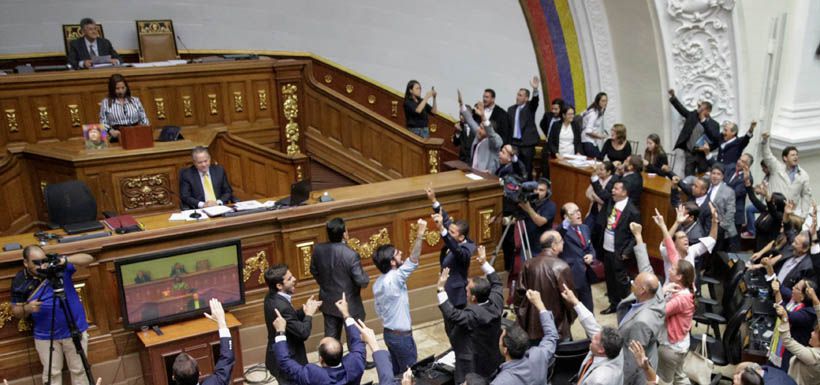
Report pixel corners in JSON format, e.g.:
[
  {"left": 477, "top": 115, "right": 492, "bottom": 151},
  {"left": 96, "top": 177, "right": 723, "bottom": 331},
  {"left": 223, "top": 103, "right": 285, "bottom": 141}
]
[{"left": 371, "top": 218, "right": 427, "bottom": 375}]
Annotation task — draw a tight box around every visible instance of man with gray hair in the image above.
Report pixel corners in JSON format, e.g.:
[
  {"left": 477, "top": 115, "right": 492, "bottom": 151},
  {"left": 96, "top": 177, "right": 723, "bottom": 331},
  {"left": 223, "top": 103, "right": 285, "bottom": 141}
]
[
  {"left": 715, "top": 120, "right": 755, "bottom": 175},
  {"left": 179, "top": 146, "right": 234, "bottom": 209}
]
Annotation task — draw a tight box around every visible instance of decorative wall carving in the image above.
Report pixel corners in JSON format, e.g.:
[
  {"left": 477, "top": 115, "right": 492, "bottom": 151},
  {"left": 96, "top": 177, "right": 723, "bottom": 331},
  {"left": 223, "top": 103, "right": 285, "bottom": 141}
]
[
  {"left": 660, "top": 0, "right": 738, "bottom": 125},
  {"left": 348, "top": 228, "right": 391, "bottom": 259},
  {"left": 138, "top": 20, "right": 172, "bottom": 34},
  {"left": 5, "top": 109, "right": 18, "bottom": 132},
  {"left": 233, "top": 91, "right": 244, "bottom": 113},
  {"left": 120, "top": 173, "right": 173, "bottom": 209},
  {"left": 68, "top": 104, "right": 81, "bottom": 127},
  {"left": 154, "top": 98, "right": 166, "bottom": 120},
  {"left": 479, "top": 209, "right": 494, "bottom": 242},
  {"left": 296, "top": 241, "right": 314, "bottom": 277},
  {"left": 37, "top": 107, "right": 50, "bottom": 130},
  {"left": 296, "top": 165, "right": 303, "bottom": 181},
  {"left": 208, "top": 94, "right": 218, "bottom": 115},
  {"left": 324, "top": 74, "right": 333, "bottom": 84},
  {"left": 182, "top": 96, "right": 193, "bottom": 117},
  {"left": 409, "top": 222, "right": 441, "bottom": 246},
  {"left": 428, "top": 150, "right": 439, "bottom": 174},
  {"left": 0, "top": 302, "right": 11, "bottom": 329},
  {"left": 391, "top": 101, "right": 398, "bottom": 117},
  {"left": 242, "top": 250, "right": 268, "bottom": 284},
  {"left": 257, "top": 89, "right": 268, "bottom": 110},
  {"left": 282, "top": 84, "right": 301, "bottom": 155},
  {"left": 345, "top": 84, "right": 354, "bottom": 94},
  {"left": 429, "top": 123, "right": 437, "bottom": 133}
]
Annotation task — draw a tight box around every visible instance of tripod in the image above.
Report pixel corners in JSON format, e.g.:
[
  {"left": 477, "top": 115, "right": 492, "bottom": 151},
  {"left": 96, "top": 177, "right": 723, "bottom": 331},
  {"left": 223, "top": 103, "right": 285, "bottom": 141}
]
[
  {"left": 42, "top": 273, "right": 94, "bottom": 385},
  {"left": 490, "top": 214, "right": 534, "bottom": 266}
]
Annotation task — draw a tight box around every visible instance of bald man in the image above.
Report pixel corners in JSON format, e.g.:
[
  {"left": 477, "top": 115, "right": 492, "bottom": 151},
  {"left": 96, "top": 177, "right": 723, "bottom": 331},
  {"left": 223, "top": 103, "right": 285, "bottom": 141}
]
[
  {"left": 558, "top": 202, "right": 596, "bottom": 312},
  {"left": 619, "top": 223, "right": 665, "bottom": 385},
  {"left": 514, "top": 230, "right": 576, "bottom": 342}
]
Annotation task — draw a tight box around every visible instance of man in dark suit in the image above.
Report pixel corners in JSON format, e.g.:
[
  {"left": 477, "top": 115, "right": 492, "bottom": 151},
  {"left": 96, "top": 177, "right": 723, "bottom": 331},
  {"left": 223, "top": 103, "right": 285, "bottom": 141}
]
[
  {"left": 597, "top": 181, "right": 641, "bottom": 314},
  {"left": 426, "top": 184, "right": 475, "bottom": 308},
  {"left": 678, "top": 201, "right": 706, "bottom": 246},
  {"left": 668, "top": 89, "right": 720, "bottom": 176},
  {"left": 621, "top": 156, "right": 644, "bottom": 206},
  {"left": 437, "top": 246, "right": 503, "bottom": 382},
  {"left": 310, "top": 218, "right": 370, "bottom": 340},
  {"left": 452, "top": 99, "right": 477, "bottom": 165},
  {"left": 507, "top": 77, "right": 541, "bottom": 178},
  {"left": 672, "top": 175, "right": 713, "bottom": 234},
  {"left": 67, "top": 18, "right": 121, "bottom": 69},
  {"left": 537, "top": 98, "right": 565, "bottom": 180},
  {"left": 715, "top": 121, "right": 755, "bottom": 174},
  {"left": 273, "top": 294, "right": 366, "bottom": 385},
  {"left": 763, "top": 231, "right": 818, "bottom": 299},
  {"left": 263, "top": 264, "right": 321, "bottom": 384},
  {"left": 559, "top": 202, "right": 596, "bottom": 312},
  {"left": 726, "top": 153, "right": 754, "bottom": 235},
  {"left": 179, "top": 146, "right": 234, "bottom": 209},
  {"left": 483, "top": 88, "right": 512, "bottom": 145},
  {"left": 172, "top": 299, "right": 235, "bottom": 385}
]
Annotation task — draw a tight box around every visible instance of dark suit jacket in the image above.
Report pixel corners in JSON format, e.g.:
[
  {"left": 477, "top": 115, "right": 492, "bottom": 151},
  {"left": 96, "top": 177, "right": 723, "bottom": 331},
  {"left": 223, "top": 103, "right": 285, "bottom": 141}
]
[
  {"left": 439, "top": 271, "right": 504, "bottom": 377},
  {"left": 547, "top": 120, "right": 582, "bottom": 155},
  {"left": 644, "top": 153, "right": 669, "bottom": 177},
  {"left": 310, "top": 242, "right": 369, "bottom": 319},
  {"left": 596, "top": 199, "right": 640, "bottom": 258},
  {"left": 265, "top": 292, "right": 312, "bottom": 383},
  {"left": 67, "top": 37, "right": 121, "bottom": 69},
  {"left": 452, "top": 121, "right": 476, "bottom": 164},
  {"left": 489, "top": 105, "right": 512, "bottom": 145},
  {"left": 670, "top": 95, "right": 720, "bottom": 151},
  {"left": 201, "top": 336, "right": 236, "bottom": 385},
  {"left": 507, "top": 92, "right": 540, "bottom": 146},
  {"left": 774, "top": 254, "right": 817, "bottom": 299},
  {"left": 677, "top": 181, "right": 713, "bottom": 233},
  {"left": 435, "top": 204, "right": 475, "bottom": 308},
  {"left": 558, "top": 223, "right": 595, "bottom": 290},
  {"left": 591, "top": 175, "right": 620, "bottom": 225},
  {"left": 179, "top": 165, "right": 234, "bottom": 209},
  {"left": 539, "top": 114, "right": 560, "bottom": 142},
  {"left": 725, "top": 170, "right": 750, "bottom": 225},
  {"left": 717, "top": 133, "right": 752, "bottom": 169},
  {"left": 620, "top": 172, "right": 643, "bottom": 207},
  {"left": 275, "top": 321, "right": 366, "bottom": 385}
]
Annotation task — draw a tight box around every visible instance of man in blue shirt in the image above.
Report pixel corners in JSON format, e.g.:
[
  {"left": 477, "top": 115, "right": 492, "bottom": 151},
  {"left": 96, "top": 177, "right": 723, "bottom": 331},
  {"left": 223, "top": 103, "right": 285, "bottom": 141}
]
[
  {"left": 11, "top": 245, "right": 94, "bottom": 385},
  {"left": 372, "top": 218, "right": 427, "bottom": 375},
  {"left": 518, "top": 178, "right": 557, "bottom": 257}
]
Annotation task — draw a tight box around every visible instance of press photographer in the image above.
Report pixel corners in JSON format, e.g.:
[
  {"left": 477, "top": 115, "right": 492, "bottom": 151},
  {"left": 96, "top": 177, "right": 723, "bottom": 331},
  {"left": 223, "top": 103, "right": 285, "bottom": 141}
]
[
  {"left": 497, "top": 176, "right": 556, "bottom": 271},
  {"left": 11, "top": 245, "right": 94, "bottom": 385},
  {"left": 517, "top": 178, "right": 557, "bottom": 257}
]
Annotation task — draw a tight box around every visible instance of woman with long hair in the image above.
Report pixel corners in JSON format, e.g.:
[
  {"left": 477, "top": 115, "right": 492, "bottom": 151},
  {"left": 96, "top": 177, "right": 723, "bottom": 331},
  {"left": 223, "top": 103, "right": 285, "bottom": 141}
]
[
  {"left": 597, "top": 124, "right": 632, "bottom": 163},
  {"left": 580, "top": 92, "right": 607, "bottom": 158},
  {"left": 741, "top": 160, "right": 786, "bottom": 251},
  {"left": 547, "top": 105, "right": 582, "bottom": 157},
  {"left": 775, "top": 284, "right": 820, "bottom": 385},
  {"left": 643, "top": 134, "right": 669, "bottom": 176},
  {"left": 403, "top": 80, "right": 437, "bottom": 138},
  {"left": 770, "top": 279, "right": 818, "bottom": 373},
  {"left": 99, "top": 74, "right": 149, "bottom": 142}
]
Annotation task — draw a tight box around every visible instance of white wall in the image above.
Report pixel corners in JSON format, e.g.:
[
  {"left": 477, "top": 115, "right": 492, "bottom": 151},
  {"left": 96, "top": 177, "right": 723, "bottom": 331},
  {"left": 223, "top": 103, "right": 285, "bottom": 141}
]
[{"left": 0, "top": 0, "right": 540, "bottom": 119}]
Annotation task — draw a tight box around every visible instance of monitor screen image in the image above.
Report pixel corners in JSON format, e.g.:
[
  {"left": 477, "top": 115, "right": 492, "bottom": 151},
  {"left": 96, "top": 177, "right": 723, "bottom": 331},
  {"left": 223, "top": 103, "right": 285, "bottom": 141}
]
[{"left": 115, "top": 240, "right": 245, "bottom": 329}]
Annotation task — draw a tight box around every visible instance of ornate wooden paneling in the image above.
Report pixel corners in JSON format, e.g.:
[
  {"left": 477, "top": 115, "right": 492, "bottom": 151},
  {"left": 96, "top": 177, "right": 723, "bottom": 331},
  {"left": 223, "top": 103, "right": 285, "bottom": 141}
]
[{"left": 0, "top": 154, "right": 38, "bottom": 234}]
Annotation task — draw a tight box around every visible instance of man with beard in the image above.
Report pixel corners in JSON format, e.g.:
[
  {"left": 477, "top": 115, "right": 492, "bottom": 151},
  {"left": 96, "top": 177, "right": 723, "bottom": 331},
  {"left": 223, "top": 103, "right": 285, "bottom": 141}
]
[
  {"left": 538, "top": 98, "right": 565, "bottom": 180},
  {"left": 264, "top": 264, "right": 322, "bottom": 384}
]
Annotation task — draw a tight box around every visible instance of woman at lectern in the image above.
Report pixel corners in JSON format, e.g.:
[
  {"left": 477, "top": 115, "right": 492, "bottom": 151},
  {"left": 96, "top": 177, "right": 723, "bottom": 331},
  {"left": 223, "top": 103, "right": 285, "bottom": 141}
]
[{"left": 99, "top": 74, "right": 149, "bottom": 142}]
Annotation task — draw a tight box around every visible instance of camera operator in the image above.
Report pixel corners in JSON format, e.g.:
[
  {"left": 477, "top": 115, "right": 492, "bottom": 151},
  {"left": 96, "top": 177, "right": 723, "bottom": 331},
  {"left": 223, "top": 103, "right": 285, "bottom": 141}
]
[
  {"left": 11, "top": 245, "right": 94, "bottom": 385},
  {"left": 518, "top": 178, "right": 557, "bottom": 257}
]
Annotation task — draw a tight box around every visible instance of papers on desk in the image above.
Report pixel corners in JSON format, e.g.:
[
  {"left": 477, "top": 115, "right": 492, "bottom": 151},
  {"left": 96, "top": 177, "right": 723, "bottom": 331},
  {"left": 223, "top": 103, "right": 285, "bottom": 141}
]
[
  {"left": 91, "top": 63, "right": 113, "bottom": 69},
  {"left": 566, "top": 157, "right": 598, "bottom": 168},
  {"left": 169, "top": 209, "right": 207, "bottom": 221},
  {"left": 202, "top": 205, "right": 234, "bottom": 217},
  {"left": 130, "top": 60, "right": 188, "bottom": 68},
  {"left": 465, "top": 173, "right": 484, "bottom": 180},
  {"left": 234, "top": 200, "right": 264, "bottom": 211}
]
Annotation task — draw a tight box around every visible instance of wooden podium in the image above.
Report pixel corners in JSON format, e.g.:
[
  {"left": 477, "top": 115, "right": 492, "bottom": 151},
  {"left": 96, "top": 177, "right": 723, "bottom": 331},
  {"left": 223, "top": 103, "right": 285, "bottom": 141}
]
[
  {"left": 121, "top": 125, "right": 155, "bottom": 150},
  {"left": 137, "top": 313, "right": 243, "bottom": 385}
]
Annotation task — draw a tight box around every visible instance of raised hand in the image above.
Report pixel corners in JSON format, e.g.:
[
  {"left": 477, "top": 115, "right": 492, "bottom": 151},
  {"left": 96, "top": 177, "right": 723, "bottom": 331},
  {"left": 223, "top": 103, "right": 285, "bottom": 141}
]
[
  {"left": 437, "top": 268, "right": 450, "bottom": 291},
  {"left": 629, "top": 340, "right": 649, "bottom": 370},
  {"left": 652, "top": 208, "right": 667, "bottom": 229},
  {"left": 806, "top": 285, "right": 819, "bottom": 305},
  {"left": 530, "top": 76, "right": 540, "bottom": 89},
  {"left": 431, "top": 87, "right": 437, "bottom": 98},
  {"left": 708, "top": 202, "right": 718, "bottom": 222},
  {"left": 476, "top": 245, "right": 487, "bottom": 265},
  {"left": 335, "top": 293, "right": 350, "bottom": 319},
  {"left": 671, "top": 175, "right": 681, "bottom": 185},
  {"left": 525, "top": 289, "right": 545, "bottom": 311},
  {"left": 425, "top": 182, "right": 436, "bottom": 202},
  {"left": 630, "top": 222, "right": 643, "bottom": 236},
  {"left": 354, "top": 319, "right": 379, "bottom": 349},
  {"left": 424, "top": 90, "right": 433, "bottom": 99},
  {"left": 457, "top": 89, "right": 463, "bottom": 106},
  {"left": 302, "top": 295, "right": 322, "bottom": 317},
  {"left": 273, "top": 309, "right": 286, "bottom": 332},
  {"left": 416, "top": 218, "right": 428, "bottom": 236},
  {"left": 559, "top": 283, "right": 579, "bottom": 307},
  {"left": 668, "top": 89, "right": 675, "bottom": 97},
  {"left": 761, "top": 132, "right": 770, "bottom": 142},
  {"left": 675, "top": 204, "right": 687, "bottom": 224},
  {"left": 401, "top": 368, "right": 414, "bottom": 385},
  {"left": 785, "top": 200, "right": 796, "bottom": 215},
  {"left": 774, "top": 304, "right": 788, "bottom": 322},
  {"left": 749, "top": 120, "right": 757, "bottom": 135},
  {"left": 431, "top": 213, "right": 444, "bottom": 230},
  {"left": 204, "top": 298, "right": 227, "bottom": 329}
]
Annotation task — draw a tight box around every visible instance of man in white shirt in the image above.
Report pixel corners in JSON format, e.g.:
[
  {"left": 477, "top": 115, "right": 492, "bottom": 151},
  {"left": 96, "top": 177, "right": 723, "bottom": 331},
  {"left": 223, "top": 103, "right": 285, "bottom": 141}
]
[{"left": 706, "top": 163, "right": 737, "bottom": 251}]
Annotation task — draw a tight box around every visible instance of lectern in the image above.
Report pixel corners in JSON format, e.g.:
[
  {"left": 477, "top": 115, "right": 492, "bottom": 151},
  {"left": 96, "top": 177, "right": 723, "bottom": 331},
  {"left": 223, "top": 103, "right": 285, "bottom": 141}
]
[
  {"left": 137, "top": 313, "right": 243, "bottom": 385},
  {"left": 121, "top": 125, "right": 155, "bottom": 150}
]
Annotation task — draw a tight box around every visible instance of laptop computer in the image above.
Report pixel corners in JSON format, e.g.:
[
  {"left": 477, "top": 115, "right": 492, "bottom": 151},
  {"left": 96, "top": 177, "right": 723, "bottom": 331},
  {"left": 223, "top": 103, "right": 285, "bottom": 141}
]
[{"left": 276, "top": 179, "right": 311, "bottom": 207}]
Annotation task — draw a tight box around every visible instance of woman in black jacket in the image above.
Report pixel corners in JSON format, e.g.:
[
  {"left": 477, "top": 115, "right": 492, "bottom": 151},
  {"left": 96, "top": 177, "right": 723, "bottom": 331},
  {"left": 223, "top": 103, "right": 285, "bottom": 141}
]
[
  {"left": 547, "top": 105, "right": 582, "bottom": 157},
  {"left": 743, "top": 160, "right": 786, "bottom": 251},
  {"left": 643, "top": 134, "right": 669, "bottom": 176}
]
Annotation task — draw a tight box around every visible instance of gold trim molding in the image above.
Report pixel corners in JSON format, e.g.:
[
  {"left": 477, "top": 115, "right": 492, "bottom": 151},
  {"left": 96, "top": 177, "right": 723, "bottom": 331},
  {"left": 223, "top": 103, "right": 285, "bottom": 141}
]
[
  {"left": 430, "top": 123, "right": 437, "bottom": 133},
  {"left": 348, "top": 228, "right": 391, "bottom": 259},
  {"left": 282, "top": 84, "right": 301, "bottom": 155},
  {"left": 323, "top": 74, "right": 333, "bottom": 84},
  {"left": 257, "top": 89, "right": 268, "bottom": 111},
  {"left": 208, "top": 94, "right": 218, "bottom": 115},
  {"left": 479, "top": 209, "right": 494, "bottom": 242},
  {"left": 67, "top": 104, "right": 81, "bottom": 127},
  {"left": 242, "top": 250, "right": 268, "bottom": 284},
  {"left": 391, "top": 101, "right": 398, "bottom": 118},
  {"left": 409, "top": 222, "right": 441, "bottom": 247},
  {"left": 296, "top": 241, "right": 315, "bottom": 278},
  {"left": 345, "top": 84, "right": 354, "bottom": 94},
  {"left": 182, "top": 96, "right": 193, "bottom": 117},
  {"left": 0, "top": 302, "right": 12, "bottom": 329},
  {"left": 428, "top": 150, "right": 439, "bottom": 174},
  {"left": 5, "top": 109, "right": 18, "bottom": 132},
  {"left": 233, "top": 91, "right": 244, "bottom": 112},
  {"left": 37, "top": 107, "right": 50, "bottom": 130},
  {"left": 154, "top": 97, "right": 166, "bottom": 120},
  {"left": 367, "top": 95, "right": 376, "bottom": 104},
  {"left": 296, "top": 165, "right": 303, "bottom": 181}
]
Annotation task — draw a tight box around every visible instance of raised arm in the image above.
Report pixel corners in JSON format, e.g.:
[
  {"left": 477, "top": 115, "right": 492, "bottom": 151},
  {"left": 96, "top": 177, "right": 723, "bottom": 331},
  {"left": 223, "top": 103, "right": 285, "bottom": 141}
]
[
  {"left": 668, "top": 90, "right": 691, "bottom": 118},
  {"left": 652, "top": 208, "right": 679, "bottom": 266},
  {"left": 525, "top": 289, "right": 558, "bottom": 364},
  {"left": 561, "top": 283, "right": 601, "bottom": 337}
]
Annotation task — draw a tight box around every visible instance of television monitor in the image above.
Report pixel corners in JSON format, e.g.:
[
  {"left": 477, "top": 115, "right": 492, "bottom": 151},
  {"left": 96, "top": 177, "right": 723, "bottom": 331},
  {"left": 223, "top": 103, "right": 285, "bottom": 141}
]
[{"left": 115, "top": 239, "right": 245, "bottom": 329}]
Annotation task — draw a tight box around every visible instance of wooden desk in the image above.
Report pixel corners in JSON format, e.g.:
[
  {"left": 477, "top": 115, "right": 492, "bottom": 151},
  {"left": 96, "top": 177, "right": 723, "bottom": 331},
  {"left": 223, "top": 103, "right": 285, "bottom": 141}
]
[
  {"left": 549, "top": 158, "right": 674, "bottom": 259},
  {"left": 137, "top": 313, "right": 243, "bottom": 385},
  {"left": 0, "top": 170, "right": 502, "bottom": 380}
]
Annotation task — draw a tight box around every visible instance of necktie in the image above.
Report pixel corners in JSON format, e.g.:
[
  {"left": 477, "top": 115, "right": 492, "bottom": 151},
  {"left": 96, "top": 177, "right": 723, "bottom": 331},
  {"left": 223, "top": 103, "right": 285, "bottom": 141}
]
[
  {"left": 514, "top": 106, "right": 523, "bottom": 139},
  {"left": 203, "top": 173, "right": 217, "bottom": 202},
  {"left": 577, "top": 355, "right": 594, "bottom": 384},
  {"left": 576, "top": 226, "right": 586, "bottom": 247},
  {"left": 89, "top": 44, "right": 97, "bottom": 57}
]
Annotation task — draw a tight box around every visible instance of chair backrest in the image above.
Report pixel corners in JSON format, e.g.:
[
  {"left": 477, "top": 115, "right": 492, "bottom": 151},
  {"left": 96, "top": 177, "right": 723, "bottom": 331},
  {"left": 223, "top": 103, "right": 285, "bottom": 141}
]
[
  {"left": 629, "top": 139, "right": 640, "bottom": 155},
  {"left": 135, "top": 20, "right": 179, "bottom": 62},
  {"left": 43, "top": 180, "right": 97, "bottom": 226},
  {"left": 62, "top": 24, "right": 105, "bottom": 57},
  {"left": 549, "top": 339, "right": 591, "bottom": 383}
]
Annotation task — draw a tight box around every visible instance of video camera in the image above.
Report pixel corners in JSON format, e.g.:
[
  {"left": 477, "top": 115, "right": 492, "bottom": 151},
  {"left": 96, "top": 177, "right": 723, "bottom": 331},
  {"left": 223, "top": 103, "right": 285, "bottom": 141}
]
[
  {"left": 502, "top": 175, "right": 550, "bottom": 205},
  {"left": 33, "top": 253, "right": 66, "bottom": 279}
]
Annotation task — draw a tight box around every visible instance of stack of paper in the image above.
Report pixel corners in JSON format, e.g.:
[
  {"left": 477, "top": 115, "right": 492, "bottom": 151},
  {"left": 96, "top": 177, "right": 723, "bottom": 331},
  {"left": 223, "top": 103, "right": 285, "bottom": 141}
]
[
  {"left": 169, "top": 209, "right": 207, "bottom": 221},
  {"left": 234, "top": 200, "right": 264, "bottom": 210},
  {"left": 202, "top": 205, "right": 234, "bottom": 217},
  {"left": 131, "top": 60, "right": 188, "bottom": 68}
]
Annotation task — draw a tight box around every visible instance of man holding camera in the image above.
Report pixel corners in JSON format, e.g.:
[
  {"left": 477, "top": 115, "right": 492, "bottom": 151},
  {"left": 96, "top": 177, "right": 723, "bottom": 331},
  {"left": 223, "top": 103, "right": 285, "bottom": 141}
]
[
  {"left": 11, "top": 245, "right": 94, "bottom": 385},
  {"left": 518, "top": 178, "right": 557, "bottom": 258}
]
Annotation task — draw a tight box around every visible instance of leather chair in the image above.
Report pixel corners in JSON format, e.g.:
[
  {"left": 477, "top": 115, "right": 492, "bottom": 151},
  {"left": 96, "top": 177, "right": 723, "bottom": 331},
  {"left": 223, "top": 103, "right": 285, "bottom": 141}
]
[
  {"left": 62, "top": 23, "right": 105, "bottom": 57},
  {"left": 43, "top": 180, "right": 104, "bottom": 234},
  {"left": 135, "top": 20, "right": 179, "bottom": 62}
]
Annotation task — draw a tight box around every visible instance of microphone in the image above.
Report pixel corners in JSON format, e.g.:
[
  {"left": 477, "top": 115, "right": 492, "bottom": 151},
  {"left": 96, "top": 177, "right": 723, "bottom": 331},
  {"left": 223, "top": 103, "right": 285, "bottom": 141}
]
[{"left": 176, "top": 34, "right": 191, "bottom": 56}]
